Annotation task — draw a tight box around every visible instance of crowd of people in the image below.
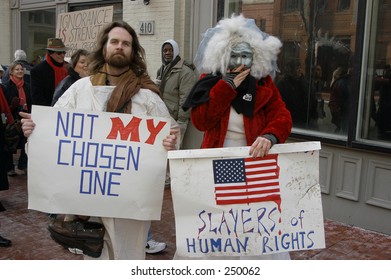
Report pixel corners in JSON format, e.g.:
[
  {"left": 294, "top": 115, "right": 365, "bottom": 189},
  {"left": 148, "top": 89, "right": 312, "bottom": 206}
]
[{"left": 2, "top": 14, "right": 345, "bottom": 259}]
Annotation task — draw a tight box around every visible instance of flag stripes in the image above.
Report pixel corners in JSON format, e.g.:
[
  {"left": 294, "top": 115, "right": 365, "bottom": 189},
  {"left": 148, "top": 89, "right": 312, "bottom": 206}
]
[{"left": 213, "top": 154, "right": 281, "bottom": 206}]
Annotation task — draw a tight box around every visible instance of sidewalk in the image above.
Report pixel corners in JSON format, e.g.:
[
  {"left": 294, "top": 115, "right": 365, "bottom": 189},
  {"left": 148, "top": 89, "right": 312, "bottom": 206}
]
[{"left": 1, "top": 173, "right": 390, "bottom": 260}]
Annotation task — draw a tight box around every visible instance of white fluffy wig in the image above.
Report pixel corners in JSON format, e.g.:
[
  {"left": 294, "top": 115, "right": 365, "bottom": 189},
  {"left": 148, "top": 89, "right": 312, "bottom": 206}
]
[{"left": 195, "top": 14, "right": 282, "bottom": 79}]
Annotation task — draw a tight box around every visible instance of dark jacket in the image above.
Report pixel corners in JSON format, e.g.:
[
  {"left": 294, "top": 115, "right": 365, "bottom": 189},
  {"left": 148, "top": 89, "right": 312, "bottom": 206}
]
[
  {"left": 51, "top": 67, "right": 81, "bottom": 106},
  {"left": 329, "top": 74, "right": 351, "bottom": 132},
  {"left": 1, "top": 85, "right": 10, "bottom": 190},
  {"left": 191, "top": 75, "right": 292, "bottom": 148},
  {"left": 2, "top": 79, "right": 32, "bottom": 120},
  {"left": 375, "top": 78, "right": 391, "bottom": 137},
  {"left": 31, "top": 57, "right": 65, "bottom": 106},
  {"left": 276, "top": 75, "right": 316, "bottom": 126},
  {"left": 0, "top": 115, "right": 9, "bottom": 191}
]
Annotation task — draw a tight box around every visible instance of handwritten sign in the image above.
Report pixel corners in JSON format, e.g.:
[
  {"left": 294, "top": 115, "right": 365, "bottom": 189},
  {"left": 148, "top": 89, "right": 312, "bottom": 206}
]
[
  {"left": 168, "top": 142, "right": 325, "bottom": 257},
  {"left": 27, "top": 105, "right": 170, "bottom": 220},
  {"left": 56, "top": 6, "right": 113, "bottom": 55}
]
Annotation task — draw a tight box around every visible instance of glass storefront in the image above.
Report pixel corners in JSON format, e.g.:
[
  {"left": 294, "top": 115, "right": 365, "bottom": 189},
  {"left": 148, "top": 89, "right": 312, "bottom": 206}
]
[
  {"left": 360, "top": 0, "right": 391, "bottom": 145},
  {"left": 19, "top": 1, "right": 122, "bottom": 66},
  {"left": 218, "top": 0, "right": 357, "bottom": 137},
  {"left": 216, "top": 0, "right": 391, "bottom": 150},
  {"left": 21, "top": 9, "right": 56, "bottom": 66}
]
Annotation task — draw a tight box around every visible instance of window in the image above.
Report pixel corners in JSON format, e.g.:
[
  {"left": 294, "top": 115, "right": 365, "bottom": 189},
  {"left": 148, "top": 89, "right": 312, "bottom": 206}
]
[
  {"left": 282, "top": 0, "right": 302, "bottom": 12},
  {"left": 259, "top": 19, "right": 266, "bottom": 31},
  {"left": 213, "top": 1, "right": 391, "bottom": 150},
  {"left": 276, "top": 0, "right": 356, "bottom": 136},
  {"left": 337, "top": 0, "right": 351, "bottom": 11},
  {"left": 217, "top": 0, "right": 242, "bottom": 20},
  {"left": 21, "top": 9, "right": 56, "bottom": 64},
  {"left": 227, "top": 0, "right": 359, "bottom": 138},
  {"left": 359, "top": 0, "right": 391, "bottom": 146}
]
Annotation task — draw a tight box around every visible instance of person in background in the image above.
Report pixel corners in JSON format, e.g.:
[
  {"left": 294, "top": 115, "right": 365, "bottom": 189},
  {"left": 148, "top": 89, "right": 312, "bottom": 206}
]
[
  {"left": 2, "top": 62, "right": 32, "bottom": 176},
  {"left": 182, "top": 14, "right": 292, "bottom": 260},
  {"left": 312, "top": 64, "right": 326, "bottom": 121},
  {"left": 276, "top": 61, "right": 316, "bottom": 128},
  {"left": 51, "top": 49, "right": 89, "bottom": 105},
  {"left": 1, "top": 84, "right": 13, "bottom": 247},
  {"left": 375, "top": 65, "right": 391, "bottom": 140},
  {"left": 50, "top": 48, "right": 89, "bottom": 255},
  {"left": 156, "top": 39, "right": 197, "bottom": 145},
  {"left": 2, "top": 50, "right": 32, "bottom": 84},
  {"left": 146, "top": 39, "right": 197, "bottom": 255},
  {"left": 20, "top": 20, "right": 179, "bottom": 260},
  {"left": 29, "top": 55, "right": 42, "bottom": 68},
  {"left": 329, "top": 66, "right": 351, "bottom": 134},
  {"left": 30, "top": 38, "right": 68, "bottom": 106}
]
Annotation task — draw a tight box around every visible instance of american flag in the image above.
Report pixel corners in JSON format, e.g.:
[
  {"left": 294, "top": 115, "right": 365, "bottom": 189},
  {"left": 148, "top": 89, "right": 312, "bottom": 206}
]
[{"left": 213, "top": 154, "right": 281, "bottom": 209}]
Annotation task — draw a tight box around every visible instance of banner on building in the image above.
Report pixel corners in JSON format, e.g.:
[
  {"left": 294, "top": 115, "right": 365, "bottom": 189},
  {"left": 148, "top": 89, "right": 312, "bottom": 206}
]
[
  {"left": 168, "top": 142, "right": 325, "bottom": 257},
  {"left": 27, "top": 105, "right": 170, "bottom": 220},
  {"left": 56, "top": 6, "right": 114, "bottom": 55}
]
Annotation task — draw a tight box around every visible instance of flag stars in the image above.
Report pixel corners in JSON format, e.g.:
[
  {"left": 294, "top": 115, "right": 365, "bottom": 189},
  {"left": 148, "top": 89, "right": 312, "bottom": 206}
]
[{"left": 213, "top": 159, "right": 246, "bottom": 183}]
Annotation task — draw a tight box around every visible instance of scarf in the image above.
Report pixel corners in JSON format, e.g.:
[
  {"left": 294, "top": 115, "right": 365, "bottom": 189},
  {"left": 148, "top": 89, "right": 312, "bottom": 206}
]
[
  {"left": 182, "top": 74, "right": 219, "bottom": 111},
  {"left": 45, "top": 53, "right": 68, "bottom": 88},
  {"left": 10, "top": 76, "right": 27, "bottom": 110},
  {"left": 231, "top": 75, "right": 256, "bottom": 117},
  {"left": 90, "top": 64, "right": 160, "bottom": 113},
  {"left": 158, "top": 55, "right": 181, "bottom": 93},
  {"left": 183, "top": 74, "right": 258, "bottom": 117}
]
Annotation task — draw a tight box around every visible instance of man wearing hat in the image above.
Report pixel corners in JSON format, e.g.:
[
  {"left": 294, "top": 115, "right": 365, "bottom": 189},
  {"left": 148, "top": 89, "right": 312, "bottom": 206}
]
[{"left": 30, "top": 38, "right": 69, "bottom": 106}]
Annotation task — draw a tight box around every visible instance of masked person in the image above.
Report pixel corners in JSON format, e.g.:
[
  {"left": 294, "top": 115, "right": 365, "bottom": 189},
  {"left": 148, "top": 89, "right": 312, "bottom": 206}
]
[{"left": 182, "top": 14, "right": 292, "bottom": 260}]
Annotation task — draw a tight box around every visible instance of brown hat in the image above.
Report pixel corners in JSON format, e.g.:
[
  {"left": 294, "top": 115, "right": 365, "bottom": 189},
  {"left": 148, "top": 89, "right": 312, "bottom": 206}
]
[{"left": 44, "top": 38, "right": 69, "bottom": 52}]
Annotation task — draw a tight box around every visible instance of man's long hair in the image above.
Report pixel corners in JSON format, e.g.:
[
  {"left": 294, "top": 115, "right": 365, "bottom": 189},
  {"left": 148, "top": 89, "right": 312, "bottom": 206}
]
[{"left": 89, "top": 21, "right": 147, "bottom": 76}]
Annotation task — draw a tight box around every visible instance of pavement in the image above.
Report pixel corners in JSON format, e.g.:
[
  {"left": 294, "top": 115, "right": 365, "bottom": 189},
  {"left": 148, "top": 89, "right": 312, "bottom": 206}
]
[{"left": 1, "top": 172, "right": 390, "bottom": 260}]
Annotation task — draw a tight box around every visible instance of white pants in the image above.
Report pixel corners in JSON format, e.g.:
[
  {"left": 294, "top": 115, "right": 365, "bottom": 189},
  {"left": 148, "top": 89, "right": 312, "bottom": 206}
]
[{"left": 85, "top": 217, "right": 150, "bottom": 260}]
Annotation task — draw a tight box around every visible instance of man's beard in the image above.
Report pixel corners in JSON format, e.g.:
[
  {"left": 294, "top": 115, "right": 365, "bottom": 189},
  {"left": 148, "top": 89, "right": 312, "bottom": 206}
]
[{"left": 106, "top": 53, "right": 131, "bottom": 68}]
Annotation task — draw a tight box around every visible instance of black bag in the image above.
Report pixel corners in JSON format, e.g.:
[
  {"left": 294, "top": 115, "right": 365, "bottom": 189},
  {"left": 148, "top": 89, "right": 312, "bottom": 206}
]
[{"left": 3, "top": 121, "right": 21, "bottom": 153}]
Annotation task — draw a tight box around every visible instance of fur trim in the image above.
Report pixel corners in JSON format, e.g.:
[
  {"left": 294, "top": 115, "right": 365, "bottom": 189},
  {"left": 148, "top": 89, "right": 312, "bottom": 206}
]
[{"left": 198, "top": 14, "right": 282, "bottom": 79}]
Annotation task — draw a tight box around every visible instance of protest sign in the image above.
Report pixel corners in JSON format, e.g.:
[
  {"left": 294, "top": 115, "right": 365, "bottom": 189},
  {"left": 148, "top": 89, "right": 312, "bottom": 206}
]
[
  {"left": 168, "top": 142, "right": 325, "bottom": 257},
  {"left": 27, "top": 105, "right": 170, "bottom": 220},
  {"left": 56, "top": 6, "right": 113, "bottom": 55}
]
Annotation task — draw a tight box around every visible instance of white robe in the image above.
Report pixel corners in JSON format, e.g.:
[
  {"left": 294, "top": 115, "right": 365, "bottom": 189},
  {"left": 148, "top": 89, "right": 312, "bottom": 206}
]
[{"left": 55, "top": 77, "right": 177, "bottom": 260}]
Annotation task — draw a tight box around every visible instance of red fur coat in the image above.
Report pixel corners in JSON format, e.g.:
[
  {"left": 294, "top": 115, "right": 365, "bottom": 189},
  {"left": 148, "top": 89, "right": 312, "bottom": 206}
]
[{"left": 191, "top": 75, "right": 292, "bottom": 148}]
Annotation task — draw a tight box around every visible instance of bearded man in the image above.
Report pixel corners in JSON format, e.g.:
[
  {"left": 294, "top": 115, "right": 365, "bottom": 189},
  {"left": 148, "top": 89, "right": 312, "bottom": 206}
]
[{"left": 21, "top": 21, "right": 178, "bottom": 260}]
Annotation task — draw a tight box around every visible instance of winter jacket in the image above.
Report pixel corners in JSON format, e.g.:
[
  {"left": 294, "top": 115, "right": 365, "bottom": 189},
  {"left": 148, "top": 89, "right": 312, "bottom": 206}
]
[
  {"left": 191, "top": 75, "right": 292, "bottom": 148},
  {"left": 2, "top": 79, "right": 32, "bottom": 120},
  {"left": 52, "top": 67, "right": 80, "bottom": 106},
  {"left": 157, "top": 51, "right": 197, "bottom": 141},
  {"left": 31, "top": 58, "right": 65, "bottom": 106}
]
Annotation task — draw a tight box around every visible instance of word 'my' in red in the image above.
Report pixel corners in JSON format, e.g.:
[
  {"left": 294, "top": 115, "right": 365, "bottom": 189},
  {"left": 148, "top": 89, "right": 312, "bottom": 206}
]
[{"left": 106, "top": 116, "right": 167, "bottom": 145}]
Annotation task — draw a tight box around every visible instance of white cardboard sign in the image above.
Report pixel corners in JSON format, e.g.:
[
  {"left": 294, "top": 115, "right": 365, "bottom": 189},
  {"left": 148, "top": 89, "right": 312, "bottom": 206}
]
[
  {"left": 27, "top": 105, "right": 170, "bottom": 220},
  {"left": 168, "top": 142, "right": 325, "bottom": 257}
]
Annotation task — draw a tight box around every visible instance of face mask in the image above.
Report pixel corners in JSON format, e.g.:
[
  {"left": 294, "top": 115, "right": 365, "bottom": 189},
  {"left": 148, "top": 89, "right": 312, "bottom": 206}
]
[{"left": 228, "top": 42, "right": 253, "bottom": 70}]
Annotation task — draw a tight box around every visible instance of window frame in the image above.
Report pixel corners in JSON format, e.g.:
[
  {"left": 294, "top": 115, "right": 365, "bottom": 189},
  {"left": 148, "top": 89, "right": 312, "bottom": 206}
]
[{"left": 216, "top": 0, "right": 391, "bottom": 154}]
